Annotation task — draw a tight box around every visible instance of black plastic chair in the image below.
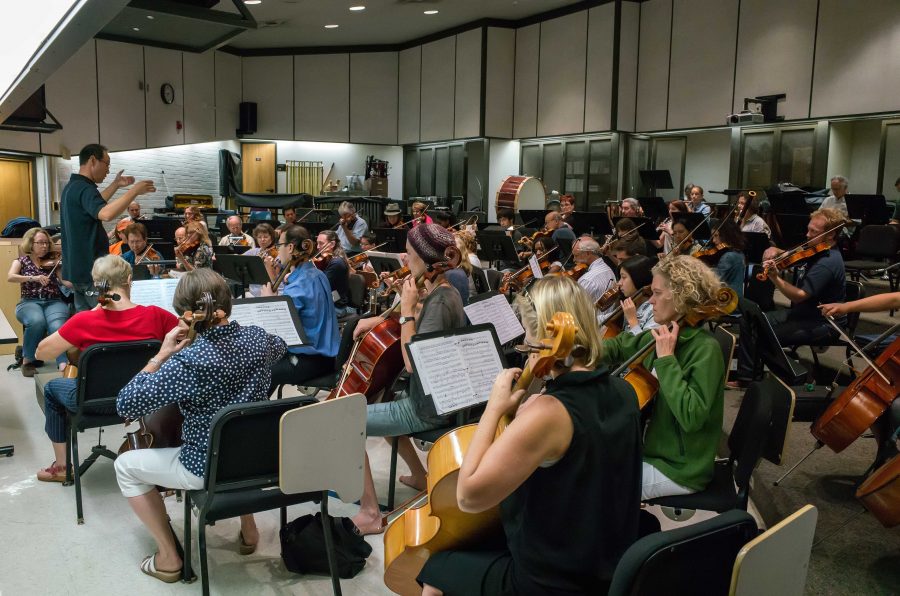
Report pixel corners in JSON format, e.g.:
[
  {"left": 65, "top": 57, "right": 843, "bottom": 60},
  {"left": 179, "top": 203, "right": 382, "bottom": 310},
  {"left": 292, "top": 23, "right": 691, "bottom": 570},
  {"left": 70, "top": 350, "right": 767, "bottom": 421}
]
[
  {"left": 182, "top": 396, "right": 324, "bottom": 596},
  {"left": 483, "top": 268, "right": 504, "bottom": 292},
  {"left": 276, "top": 316, "right": 361, "bottom": 399},
  {"left": 647, "top": 381, "right": 773, "bottom": 515},
  {"left": 713, "top": 326, "right": 736, "bottom": 384},
  {"left": 787, "top": 280, "right": 864, "bottom": 374},
  {"left": 608, "top": 509, "right": 758, "bottom": 596},
  {"left": 64, "top": 340, "right": 161, "bottom": 524},
  {"left": 346, "top": 273, "right": 366, "bottom": 312},
  {"left": 844, "top": 224, "right": 900, "bottom": 306}
]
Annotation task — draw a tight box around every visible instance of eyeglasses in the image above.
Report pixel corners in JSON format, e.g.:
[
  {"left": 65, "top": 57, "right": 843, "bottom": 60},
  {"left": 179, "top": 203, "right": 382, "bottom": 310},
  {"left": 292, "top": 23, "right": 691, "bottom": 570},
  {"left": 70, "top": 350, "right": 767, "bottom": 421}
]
[{"left": 275, "top": 242, "right": 289, "bottom": 248}]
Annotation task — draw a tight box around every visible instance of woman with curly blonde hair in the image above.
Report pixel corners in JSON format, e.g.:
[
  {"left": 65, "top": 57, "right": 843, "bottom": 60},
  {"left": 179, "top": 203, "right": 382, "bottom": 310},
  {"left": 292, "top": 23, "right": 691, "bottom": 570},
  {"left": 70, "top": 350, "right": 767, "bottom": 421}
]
[
  {"left": 602, "top": 255, "right": 727, "bottom": 500},
  {"left": 418, "top": 274, "right": 641, "bottom": 595}
]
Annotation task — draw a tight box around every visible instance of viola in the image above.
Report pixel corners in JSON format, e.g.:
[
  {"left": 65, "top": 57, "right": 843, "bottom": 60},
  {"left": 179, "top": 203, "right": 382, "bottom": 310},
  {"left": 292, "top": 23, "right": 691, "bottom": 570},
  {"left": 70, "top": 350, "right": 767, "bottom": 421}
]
[
  {"left": 755, "top": 222, "right": 846, "bottom": 281},
  {"left": 517, "top": 228, "right": 550, "bottom": 248},
  {"left": 36, "top": 250, "right": 61, "bottom": 271},
  {"left": 270, "top": 238, "right": 315, "bottom": 293},
  {"left": 596, "top": 286, "right": 624, "bottom": 312},
  {"left": 176, "top": 230, "right": 201, "bottom": 254},
  {"left": 266, "top": 246, "right": 279, "bottom": 260},
  {"left": 134, "top": 244, "right": 161, "bottom": 266},
  {"left": 384, "top": 312, "right": 577, "bottom": 595},
  {"left": 499, "top": 246, "right": 558, "bottom": 294},
  {"left": 560, "top": 262, "right": 588, "bottom": 281},
  {"left": 313, "top": 251, "right": 333, "bottom": 271},
  {"left": 599, "top": 285, "right": 651, "bottom": 339}
]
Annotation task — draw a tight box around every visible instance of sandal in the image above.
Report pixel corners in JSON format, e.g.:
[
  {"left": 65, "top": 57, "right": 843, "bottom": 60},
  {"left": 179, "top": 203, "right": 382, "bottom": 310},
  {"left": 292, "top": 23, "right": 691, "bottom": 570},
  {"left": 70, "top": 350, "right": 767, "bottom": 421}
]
[
  {"left": 351, "top": 516, "right": 387, "bottom": 536},
  {"left": 140, "top": 554, "right": 181, "bottom": 583},
  {"left": 36, "top": 461, "right": 69, "bottom": 483},
  {"left": 238, "top": 531, "right": 257, "bottom": 555}
]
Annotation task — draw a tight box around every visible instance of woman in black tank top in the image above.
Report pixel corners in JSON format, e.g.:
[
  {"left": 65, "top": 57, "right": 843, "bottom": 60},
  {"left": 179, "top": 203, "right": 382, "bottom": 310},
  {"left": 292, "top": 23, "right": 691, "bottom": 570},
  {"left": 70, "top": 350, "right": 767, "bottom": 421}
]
[{"left": 418, "top": 275, "right": 642, "bottom": 596}]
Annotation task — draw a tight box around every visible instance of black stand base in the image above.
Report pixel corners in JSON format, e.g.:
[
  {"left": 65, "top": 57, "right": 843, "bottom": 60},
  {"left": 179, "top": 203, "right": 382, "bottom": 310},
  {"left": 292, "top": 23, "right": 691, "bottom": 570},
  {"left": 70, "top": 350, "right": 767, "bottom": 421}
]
[{"left": 0, "top": 444, "right": 13, "bottom": 457}]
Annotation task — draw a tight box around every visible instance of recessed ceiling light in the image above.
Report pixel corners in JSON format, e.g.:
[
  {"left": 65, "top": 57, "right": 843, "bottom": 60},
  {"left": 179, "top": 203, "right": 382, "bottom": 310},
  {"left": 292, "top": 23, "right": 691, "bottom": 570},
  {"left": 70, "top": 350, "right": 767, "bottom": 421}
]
[
  {"left": 132, "top": 27, "right": 140, "bottom": 31},
  {"left": 324, "top": 24, "right": 339, "bottom": 28},
  {"left": 146, "top": 15, "right": 154, "bottom": 20},
  {"left": 244, "top": 0, "right": 262, "bottom": 5},
  {"left": 349, "top": 5, "right": 365, "bottom": 11},
  {"left": 424, "top": 10, "right": 439, "bottom": 15}
]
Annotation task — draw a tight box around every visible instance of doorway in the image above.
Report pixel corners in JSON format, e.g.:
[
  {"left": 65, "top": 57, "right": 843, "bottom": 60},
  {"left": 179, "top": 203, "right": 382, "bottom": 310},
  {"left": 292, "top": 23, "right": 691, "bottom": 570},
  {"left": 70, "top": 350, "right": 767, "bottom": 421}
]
[
  {"left": 0, "top": 157, "right": 34, "bottom": 224},
  {"left": 241, "top": 142, "right": 276, "bottom": 193}
]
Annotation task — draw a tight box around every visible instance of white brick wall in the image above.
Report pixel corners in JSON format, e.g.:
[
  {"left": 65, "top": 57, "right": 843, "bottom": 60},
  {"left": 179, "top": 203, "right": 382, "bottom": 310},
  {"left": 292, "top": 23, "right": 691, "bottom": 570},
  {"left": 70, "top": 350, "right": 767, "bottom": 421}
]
[{"left": 52, "top": 140, "right": 239, "bottom": 228}]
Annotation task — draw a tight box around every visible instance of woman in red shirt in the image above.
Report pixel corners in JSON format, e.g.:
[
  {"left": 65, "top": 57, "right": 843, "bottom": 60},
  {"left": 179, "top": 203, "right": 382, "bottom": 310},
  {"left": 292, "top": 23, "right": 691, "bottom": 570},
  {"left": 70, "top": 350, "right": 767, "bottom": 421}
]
[{"left": 34, "top": 254, "right": 178, "bottom": 482}]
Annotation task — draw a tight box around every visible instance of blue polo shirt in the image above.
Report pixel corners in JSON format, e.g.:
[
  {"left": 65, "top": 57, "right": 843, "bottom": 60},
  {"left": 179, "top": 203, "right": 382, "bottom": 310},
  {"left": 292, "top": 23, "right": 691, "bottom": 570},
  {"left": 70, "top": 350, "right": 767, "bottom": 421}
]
[
  {"left": 60, "top": 173, "right": 107, "bottom": 284},
  {"left": 283, "top": 261, "right": 340, "bottom": 357}
]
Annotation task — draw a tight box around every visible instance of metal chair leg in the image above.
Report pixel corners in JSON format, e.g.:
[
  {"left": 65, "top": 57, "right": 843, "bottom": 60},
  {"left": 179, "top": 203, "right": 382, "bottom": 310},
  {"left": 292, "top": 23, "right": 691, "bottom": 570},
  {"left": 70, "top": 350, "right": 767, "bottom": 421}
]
[
  {"left": 63, "top": 425, "right": 73, "bottom": 487},
  {"left": 199, "top": 521, "right": 210, "bottom": 596},
  {"left": 320, "top": 493, "right": 342, "bottom": 596},
  {"left": 387, "top": 437, "right": 398, "bottom": 510},
  {"left": 72, "top": 428, "right": 84, "bottom": 524},
  {"left": 182, "top": 495, "right": 193, "bottom": 583}
]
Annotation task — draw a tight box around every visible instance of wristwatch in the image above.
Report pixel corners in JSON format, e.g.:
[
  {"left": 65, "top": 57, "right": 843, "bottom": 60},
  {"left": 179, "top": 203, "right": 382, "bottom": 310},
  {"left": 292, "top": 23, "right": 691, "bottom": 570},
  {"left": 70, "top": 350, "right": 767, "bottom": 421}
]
[{"left": 399, "top": 316, "right": 416, "bottom": 326}]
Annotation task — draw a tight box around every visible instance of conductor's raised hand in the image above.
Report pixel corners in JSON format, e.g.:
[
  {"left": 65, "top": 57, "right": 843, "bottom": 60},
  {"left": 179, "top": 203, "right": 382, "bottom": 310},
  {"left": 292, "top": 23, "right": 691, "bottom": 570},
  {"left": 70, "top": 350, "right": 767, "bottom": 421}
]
[
  {"left": 132, "top": 180, "right": 157, "bottom": 196},
  {"left": 113, "top": 170, "right": 135, "bottom": 188}
]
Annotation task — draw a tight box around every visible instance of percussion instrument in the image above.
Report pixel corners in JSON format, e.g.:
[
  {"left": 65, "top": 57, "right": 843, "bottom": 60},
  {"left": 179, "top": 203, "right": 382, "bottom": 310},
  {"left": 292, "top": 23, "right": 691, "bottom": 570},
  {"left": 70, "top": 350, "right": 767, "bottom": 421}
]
[{"left": 495, "top": 175, "right": 547, "bottom": 214}]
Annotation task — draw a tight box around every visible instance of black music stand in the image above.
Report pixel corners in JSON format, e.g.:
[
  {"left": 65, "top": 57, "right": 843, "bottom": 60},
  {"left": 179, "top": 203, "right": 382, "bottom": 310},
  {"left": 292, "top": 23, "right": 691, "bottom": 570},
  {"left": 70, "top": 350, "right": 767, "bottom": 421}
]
[
  {"left": 214, "top": 254, "right": 271, "bottom": 297},
  {"left": 297, "top": 221, "right": 332, "bottom": 237},
  {"left": 373, "top": 228, "right": 408, "bottom": 253},
  {"left": 637, "top": 197, "right": 668, "bottom": 223},
  {"left": 768, "top": 192, "right": 811, "bottom": 215},
  {"left": 519, "top": 209, "right": 549, "bottom": 227},
  {"left": 150, "top": 241, "right": 175, "bottom": 260},
  {"left": 144, "top": 217, "right": 182, "bottom": 242},
  {"left": 639, "top": 170, "right": 673, "bottom": 198},
  {"left": 475, "top": 230, "right": 520, "bottom": 264},
  {"left": 613, "top": 216, "right": 659, "bottom": 240},
  {"left": 846, "top": 194, "right": 890, "bottom": 225},
  {"left": 213, "top": 244, "right": 252, "bottom": 256},
  {"left": 133, "top": 260, "right": 178, "bottom": 281},
  {"left": 739, "top": 299, "right": 807, "bottom": 386},
  {"left": 742, "top": 232, "right": 771, "bottom": 264},
  {"left": 572, "top": 213, "right": 613, "bottom": 238},
  {"left": 367, "top": 253, "right": 405, "bottom": 276},
  {"left": 771, "top": 213, "right": 809, "bottom": 248},
  {"left": 672, "top": 213, "right": 711, "bottom": 241}
]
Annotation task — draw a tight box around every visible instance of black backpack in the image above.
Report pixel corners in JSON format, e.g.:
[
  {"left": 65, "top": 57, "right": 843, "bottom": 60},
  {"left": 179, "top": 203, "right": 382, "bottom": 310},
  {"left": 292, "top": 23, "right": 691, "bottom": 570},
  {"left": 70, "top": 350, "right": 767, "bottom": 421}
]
[
  {"left": 1, "top": 217, "right": 40, "bottom": 238},
  {"left": 279, "top": 513, "right": 372, "bottom": 578}
]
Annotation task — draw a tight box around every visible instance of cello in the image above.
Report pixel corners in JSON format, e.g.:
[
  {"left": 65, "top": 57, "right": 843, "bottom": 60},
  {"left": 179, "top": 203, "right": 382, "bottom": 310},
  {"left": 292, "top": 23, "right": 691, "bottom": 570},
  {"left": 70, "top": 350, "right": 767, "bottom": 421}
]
[{"left": 383, "top": 312, "right": 577, "bottom": 595}]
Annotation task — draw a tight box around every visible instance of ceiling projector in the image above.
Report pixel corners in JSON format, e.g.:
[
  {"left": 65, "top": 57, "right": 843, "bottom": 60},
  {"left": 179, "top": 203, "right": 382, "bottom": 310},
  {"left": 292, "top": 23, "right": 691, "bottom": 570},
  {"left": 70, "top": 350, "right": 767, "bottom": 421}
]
[{"left": 727, "top": 110, "right": 765, "bottom": 126}]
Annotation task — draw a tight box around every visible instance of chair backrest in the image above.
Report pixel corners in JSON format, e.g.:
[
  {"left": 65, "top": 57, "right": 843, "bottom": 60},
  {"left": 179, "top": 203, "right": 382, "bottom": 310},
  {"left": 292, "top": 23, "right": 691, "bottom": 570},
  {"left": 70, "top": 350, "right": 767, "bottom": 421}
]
[
  {"left": 729, "top": 505, "right": 818, "bottom": 596},
  {"left": 855, "top": 224, "right": 900, "bottom": 259},
  {"left": 205, "top": 395, "right": 317, "bottom": 491},
  {"left": 844, "top": 280, "right": 864, "bottom": 336},
  {"left": 608, "top": 509, "right": 758, "bottom": 596},
  {"left": 743, "top": 265, "right": 775, "bottom": 312},
  {"left": 483, "top": 268, "right": 503, "bottom": 291},
  {"left": 336, "top": 316, "right": 361, "bottom": 367},
  {"left": 279, "top": 393, "right": 366, "bottom": 503},
  {"left": 471, "top": 266, "right": 490, "bottom": 295},
  {"left": 713, "top": 326, "right": 736, "bottom": 382},
  {"left": 760, "top": 374, "right": 796, "bottom": 466},
  {"left": 77, "top": 340, "right": 162, "bottom": 409},
  {"left": 347, "top": 272, "right": 366, "bottom": 309},
  {"left": 727, "top": 381, "right": 774, "bottom": 504}
]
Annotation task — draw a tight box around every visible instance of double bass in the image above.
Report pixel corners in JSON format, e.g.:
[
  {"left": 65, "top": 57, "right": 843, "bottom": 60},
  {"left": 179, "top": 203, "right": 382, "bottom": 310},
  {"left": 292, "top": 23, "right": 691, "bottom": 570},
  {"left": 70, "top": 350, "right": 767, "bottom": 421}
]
[{"left": 383, "top": 312, "right": 577, "bottom": 595}]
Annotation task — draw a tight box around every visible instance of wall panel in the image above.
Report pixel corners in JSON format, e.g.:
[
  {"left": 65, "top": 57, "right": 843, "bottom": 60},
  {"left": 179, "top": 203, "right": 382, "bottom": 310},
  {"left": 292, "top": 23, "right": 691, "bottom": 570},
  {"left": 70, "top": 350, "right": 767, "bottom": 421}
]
[
  {"left": 454, "top": 29, "right": 483, "bottom": 139},
  {"left": 243, "top": 55, "right": 293, "bottom": 140},
  {"left": 41, "top": 40, "right": 98, "bottom": 156},
  {"left": 96, "top": 40, "right": 146, "bottom": 151},
  {"left": 538, "top": 12, "right": 587, "bottom": 136},
  {"left": 183, "top": 50, "right": 215, "bottom": 144},
  {"left": 214, "top": 51, "right": 241, "bottom": 140},
  {"left": 398, "top": 47, "right": 421, "bottom": 145},
  {"left": 420, "top": 37, "right": 456, "bottom": 142},
  {"left": 635, "top": 0, "right": 671, "bottom": 131},
  {"left": 294, "top": 54, "right": 350, "bottom": 142},
  {"left": 485, "top": 28, "right": 515, "bottom": 139},
  {"left": 350, "top": 52, "right": 398, "bottom": 145},
  {"left": 584, "top": 4, "right": 615, "bottom": 133},
  {"left": 144, "top": 47, "right": 184, "bottom": 148},
  {"left": 617, "top": 1, "right": 640, "bottom": 132},
  {"left": 812, "top": 0, "right": 900, "bottom": 117},
  {"left": 513, "top": 24, "right": 540, "bottom": 139}
]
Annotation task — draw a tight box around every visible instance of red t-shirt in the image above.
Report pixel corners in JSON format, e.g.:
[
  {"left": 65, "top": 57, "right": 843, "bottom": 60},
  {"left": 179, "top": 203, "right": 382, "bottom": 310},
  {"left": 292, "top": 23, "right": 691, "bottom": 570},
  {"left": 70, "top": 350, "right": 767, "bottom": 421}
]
[{"left": 58, "top": 305, "right": 178, "bottom": 350}]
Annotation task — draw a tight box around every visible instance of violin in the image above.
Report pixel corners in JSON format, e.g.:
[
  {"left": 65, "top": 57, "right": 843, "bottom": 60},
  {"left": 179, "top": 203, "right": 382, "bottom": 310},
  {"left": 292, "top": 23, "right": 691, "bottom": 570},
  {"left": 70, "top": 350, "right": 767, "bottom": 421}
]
[
  {"left": 313, "top": 251, "right": 333, "bottom": 271},
  {"left": 266, "top": 246, "right": 279, "bottom": 260},
  {"left": 596, "top": 285, "right": 624, "bottom": 312},
  {"left": 134, "top": 244, "right": 161, "bottom": 266},
  {"left": 499, "top": 246, "right": 558, "bottom": 294},
  {"left": 176, "top": 230, "right": 200, "bottom": 254},
  {"left": 560, "top": 262, "right": 588, "bottom": 281},
  {"left": 36, "top": 251, "right": 61, "bottom": 271},
  {"left": 755, "top": 222, "right": 845, "bottom": 281},
  {"left": 384, "top": 312, "right": 577, "bottom": 595},
  {"left": 599, "top": 285, "right": 651, "bottom": 339},
  {"left": 694, "top": 242, "right": 730, "bottom": 265},
  {"left": 517, "top": 228, "right": 550, "bottom": 248}
]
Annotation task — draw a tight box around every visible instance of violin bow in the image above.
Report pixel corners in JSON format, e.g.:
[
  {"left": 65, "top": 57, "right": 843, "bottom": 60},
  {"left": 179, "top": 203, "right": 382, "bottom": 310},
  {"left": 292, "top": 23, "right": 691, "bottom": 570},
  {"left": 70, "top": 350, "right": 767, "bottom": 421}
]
[
  {"left": 666, "top": 214, "right": 712, "bottom": 257},
  {"left": 135, "top": 243, "right": 155, "bottom": 265},
  {"left": 820, "top": 311, "right": 892, "bottom": 385}
]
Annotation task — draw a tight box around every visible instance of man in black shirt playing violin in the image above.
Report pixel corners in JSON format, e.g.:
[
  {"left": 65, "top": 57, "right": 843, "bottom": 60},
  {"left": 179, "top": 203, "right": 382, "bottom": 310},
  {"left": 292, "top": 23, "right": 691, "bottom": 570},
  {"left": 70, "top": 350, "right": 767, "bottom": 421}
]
[{"left": 733, "top": 207, "right": 846, "bottom": 385}]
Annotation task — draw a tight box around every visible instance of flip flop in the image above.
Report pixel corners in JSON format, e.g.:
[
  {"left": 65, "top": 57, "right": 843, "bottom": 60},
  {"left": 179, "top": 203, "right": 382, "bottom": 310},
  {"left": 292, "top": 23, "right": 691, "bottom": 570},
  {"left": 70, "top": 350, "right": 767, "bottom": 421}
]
[
  {"left": 239, "top": 531, "right": 257, "bottom": 555},
  {"left": 140, "top": 554, "right": 181, "bottom": 583},
  {"left": 351, "top": 516, "right": 387, "bottom": 536}
]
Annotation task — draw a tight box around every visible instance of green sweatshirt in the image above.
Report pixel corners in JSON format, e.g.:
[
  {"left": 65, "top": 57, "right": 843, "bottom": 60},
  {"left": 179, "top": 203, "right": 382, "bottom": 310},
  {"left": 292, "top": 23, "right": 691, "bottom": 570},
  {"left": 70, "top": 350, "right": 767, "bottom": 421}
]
[{"left": 602, "top": 325, "right": 724, "bottom": 492}]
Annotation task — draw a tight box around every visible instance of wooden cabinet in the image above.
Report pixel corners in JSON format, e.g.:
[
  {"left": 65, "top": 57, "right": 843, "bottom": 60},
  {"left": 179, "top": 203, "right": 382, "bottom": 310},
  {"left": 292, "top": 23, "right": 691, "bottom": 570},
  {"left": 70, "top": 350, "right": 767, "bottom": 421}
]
[
  {"left": 96, "top": 40, "right": 146, "bottom": 151},
  {"left": 144, "top": 47, "right": 184, "bottom": 148}
]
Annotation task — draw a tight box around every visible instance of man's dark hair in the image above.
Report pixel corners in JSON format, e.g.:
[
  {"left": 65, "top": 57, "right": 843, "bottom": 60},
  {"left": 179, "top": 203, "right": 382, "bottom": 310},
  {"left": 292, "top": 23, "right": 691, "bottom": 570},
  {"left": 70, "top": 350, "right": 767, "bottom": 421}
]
[
  {"left": 79, "top": 144, "right": 107, "bottom": 166},
  {"left": 282, "top": 224, "right": 311, "bottom": 255},
  {"left": 497, "top": 208, "right": 515, "bottom": 222},
  {"left": 432, "top": 211, "right": 452, "bottom": 226}
]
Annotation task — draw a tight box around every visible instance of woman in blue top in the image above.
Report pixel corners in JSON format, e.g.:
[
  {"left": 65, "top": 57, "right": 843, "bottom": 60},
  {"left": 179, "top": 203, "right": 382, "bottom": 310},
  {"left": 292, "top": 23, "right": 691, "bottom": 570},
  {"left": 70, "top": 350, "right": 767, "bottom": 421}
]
[
  {"left": 707, "top": 218, "right": 746, "bottom": 298},
  {"left": 114, "top": 269, "right": 286, "bottom": 583}
]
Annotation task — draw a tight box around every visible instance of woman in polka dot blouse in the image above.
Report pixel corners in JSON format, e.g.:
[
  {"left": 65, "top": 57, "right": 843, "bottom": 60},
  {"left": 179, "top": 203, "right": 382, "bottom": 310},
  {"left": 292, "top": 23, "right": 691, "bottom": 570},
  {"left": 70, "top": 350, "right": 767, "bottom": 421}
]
[{"left": 114, "top": 269, "right": 287, "bottom": 583}]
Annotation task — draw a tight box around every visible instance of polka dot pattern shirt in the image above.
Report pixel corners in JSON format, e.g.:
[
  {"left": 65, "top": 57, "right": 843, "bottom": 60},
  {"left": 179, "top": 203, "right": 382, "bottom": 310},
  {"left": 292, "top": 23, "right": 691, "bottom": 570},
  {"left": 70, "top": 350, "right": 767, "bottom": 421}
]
[{"left": 116, "top": 321, "right": 287, "bottom": 477}]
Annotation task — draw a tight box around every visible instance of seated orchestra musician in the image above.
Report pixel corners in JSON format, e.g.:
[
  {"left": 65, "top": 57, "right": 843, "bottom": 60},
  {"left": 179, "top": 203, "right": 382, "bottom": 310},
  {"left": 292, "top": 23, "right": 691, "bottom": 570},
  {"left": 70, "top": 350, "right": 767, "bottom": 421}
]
[
  {"left": 242, "top": 223, "right": 280, "bottom": 297},
  {"left": 33, "top": 255, "right": 178, "bottom": 482},
  {"left": 736, "top": 191, "right": 771, "bottom": 237},
  {"left": 608, "top": 237, "right": 644, "bottom": 267},
  {"left": 219, "top": 215, "right": 255, "bottom": 248},
  {"left": 670, "top": 218, "right": 701, "bottom": 256},
  {"left": 419, "top": 275, "right": 642, "bottom": 596},
  {"left": 687, "top": 185, "right": 711, "bottom": 216},
  {"left": 263, "top": 225, "right": 340, "bottom": 389},
  {"left": 382, "top": 203, "right": 404, "bottom": 229},
  {"left": 120, "top": 223, "right": 162, "bottom": 278},
  {"left": 559, "top": 193, "right": 576, "bottom": 226},
  {"left": 656, "top": 199, "right": 689, "bottom": 253},
  {"left": 620, "top": 197, "right": 643, "bottom": 218},
  {"left": 282, "top": 206, "right": 297, "bottom": 227},
  {"left": 316, "top": 230, "right": 356, "bottom": 317},
  {"left": 8, "top": 227, "right": 71, "bottom": 376},
  {"left": 572, "top": 235, "right": 616, "bottom": 303},
  {"left": 359, "top": 231, "right": 377, "bottom": 252},
  {"left": 336, "top": 201, "right": 369, "bottom": 252},
  {"left": 107, "top": 201, "right": 143, "bottom": 241},
  {"left": 733, "top": 207, "right": 847, "bottom": 384},
  {"left": 174, "top": 221, "right": 214, "bottom": 272},
  {"left": 182, "top": 205, "right": 208, "bottom": 229},
  {"left": 432, "top": 210, "right": 452, "bottom": 229},
  {"left": 350, "top": 224, "right": 467, "bottom": 535},
  {"left": 706, "top": 218, "right": 746, "bottom": 298},
  {"left": 108, "top": 219, "right": 130, "bottom": 256},
  {"left": 114, "top": 269, "right": 286, "bottom": 583},
  {"left": 612, "top": 218, "right": 653, "bottom": 257},
  {"left": 543, "top": 210, "right": 576, "bottom": 243},
  {"left": 601, "top": 256, "right": 726, "bottom": 499},
  {"left": 446, "top": 234, "right": 478, "bottom": 305},
  {"left": 616, "top": 255, "right": 660, "bottom": 336},
  {"left": 410, "top": 201, "right": 433, "bottom": 227},
  {"left": 495, "top": 207, "right": 527, "bottom": 271}
]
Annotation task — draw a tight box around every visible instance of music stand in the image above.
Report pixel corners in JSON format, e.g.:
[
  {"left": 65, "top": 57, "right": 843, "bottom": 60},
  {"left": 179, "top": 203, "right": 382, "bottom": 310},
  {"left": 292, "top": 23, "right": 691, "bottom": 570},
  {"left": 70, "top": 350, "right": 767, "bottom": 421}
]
[
  {"left": 571, "top": 213, "right": 613, "bottom": 238},
  {"left": 738, "top": 299, "right": 807, "bottom": 386},
  {"left": 556, "top": 237, "right": 574, "bottom": 262},
  {"left": 772, "top": 213, "right": 809, "bottom": 248},
  {"left": 613, "top": 216, "right": 660, "bottom": 240},
  {"left": 639, "top": 170, "right": 673, "bottom": 197},
  {"left": 297, "top": 221, "right": 332, "bottom": 237},
  {"left": 672, "top": 213, "right": 711, "bottom": 241},
  {"left": 213, "top": 244, "right": 252, "bottom": 256},
  {"left": 367, "top": 252, "right": 404, "bottom": 276},
  {"left": 519, "top": 210, "right": 549, "bottom": 228},
  {"left": 475, "top": 230, "right": 520, "bottom": 264},
  {"left": 768, "top": 193, "right": 811, "bottom": 215},
  {"left": 373, "top": 227, "right": 408, "bottom": 253},
  {"left": 742, "top": 232, "right": 771, "bottom": 264},
  {"left": 846, "top": 194, "right": 890, "bottom": 225},
  {"left": 213, "top": 254, "right": 272, "bottom": 297},
  {"left": 151, "top": 241, "right": 175, "bottom": 260},
  {"left": 144, "top": 218, "right": 182, "bottom": 242},
  {"left": 637, "top": 197, "right": 668, "bottom": 223}
]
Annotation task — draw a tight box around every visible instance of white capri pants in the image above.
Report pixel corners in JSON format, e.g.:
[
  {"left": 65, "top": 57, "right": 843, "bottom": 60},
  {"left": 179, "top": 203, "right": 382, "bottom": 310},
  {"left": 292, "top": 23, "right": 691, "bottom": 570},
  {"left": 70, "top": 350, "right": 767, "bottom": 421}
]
[
  {"left": 115, "top": 447, "right": 204, "bottom": 498},
  {"left": 641, "top": 461, "right": 695, "bottom": 501}
]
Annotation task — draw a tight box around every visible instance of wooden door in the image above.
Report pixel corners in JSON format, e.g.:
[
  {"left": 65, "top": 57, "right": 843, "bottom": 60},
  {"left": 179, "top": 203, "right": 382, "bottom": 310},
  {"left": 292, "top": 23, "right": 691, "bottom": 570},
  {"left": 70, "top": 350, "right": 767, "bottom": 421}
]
[
  {"left": 0, "top": 158, "right": 34, "bottom": 224},
  {"left": 242, "top": 143, "right": 276, "bottom": 193}
]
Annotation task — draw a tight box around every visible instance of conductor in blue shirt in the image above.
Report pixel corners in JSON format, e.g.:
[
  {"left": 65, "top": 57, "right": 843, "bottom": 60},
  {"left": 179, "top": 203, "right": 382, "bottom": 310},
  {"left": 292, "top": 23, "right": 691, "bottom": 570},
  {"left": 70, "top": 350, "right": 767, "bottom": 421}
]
[{"left": 262, "top": 224, "right": 340, "bottom": 392}]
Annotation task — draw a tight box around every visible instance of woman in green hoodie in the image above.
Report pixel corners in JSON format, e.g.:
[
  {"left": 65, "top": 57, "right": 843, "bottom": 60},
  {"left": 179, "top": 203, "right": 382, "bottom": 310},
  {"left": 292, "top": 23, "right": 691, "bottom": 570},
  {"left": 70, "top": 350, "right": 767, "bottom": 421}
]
[{"left": 602, "top": 255, "right": 726, "bottom": 500}]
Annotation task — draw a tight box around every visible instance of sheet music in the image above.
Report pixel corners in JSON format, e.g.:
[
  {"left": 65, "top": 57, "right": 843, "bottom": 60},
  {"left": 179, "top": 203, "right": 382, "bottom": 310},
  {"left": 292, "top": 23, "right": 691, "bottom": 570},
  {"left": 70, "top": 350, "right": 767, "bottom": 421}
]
[
  {"left": 130, "top": 279, "right": 180, "bottom": 314},
  {"left": 231, "top": 299, "right": 304, "bottom": 347},
  {"left": 409, "top": 329, "right": 504, "bottom": 415},
  {"left": 464, "top": 293, "right": 525, "bottom": 344},
  {"left": 528, "top": 255, "right": 543, "bottom": 279}
]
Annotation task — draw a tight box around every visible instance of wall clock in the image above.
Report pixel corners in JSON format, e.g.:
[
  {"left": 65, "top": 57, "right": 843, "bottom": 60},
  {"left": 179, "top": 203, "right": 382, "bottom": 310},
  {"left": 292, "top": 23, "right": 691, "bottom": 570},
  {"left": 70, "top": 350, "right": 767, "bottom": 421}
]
[{"left": 160, "top": 83, "right": 175, "bottom": 104}]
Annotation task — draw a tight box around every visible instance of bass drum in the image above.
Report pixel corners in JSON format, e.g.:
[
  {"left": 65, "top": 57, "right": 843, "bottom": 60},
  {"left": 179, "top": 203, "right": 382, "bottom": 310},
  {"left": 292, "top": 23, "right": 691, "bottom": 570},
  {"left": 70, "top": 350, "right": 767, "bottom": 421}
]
[{"left": 495, "top": 175, "right": 547, "bottom": 214}]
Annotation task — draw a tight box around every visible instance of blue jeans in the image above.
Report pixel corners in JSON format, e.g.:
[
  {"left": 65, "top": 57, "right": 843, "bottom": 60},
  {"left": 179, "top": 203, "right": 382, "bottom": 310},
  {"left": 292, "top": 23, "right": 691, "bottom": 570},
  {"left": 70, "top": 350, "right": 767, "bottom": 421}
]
[
  {"left": 15, "top": 299, "right": 70, "bottom": 363},
  {"left": 366, "top": 395, "right": 446, "bottom": 438},
  {"left": 72, "top": 283, "right": 98, "bottom": 313}
]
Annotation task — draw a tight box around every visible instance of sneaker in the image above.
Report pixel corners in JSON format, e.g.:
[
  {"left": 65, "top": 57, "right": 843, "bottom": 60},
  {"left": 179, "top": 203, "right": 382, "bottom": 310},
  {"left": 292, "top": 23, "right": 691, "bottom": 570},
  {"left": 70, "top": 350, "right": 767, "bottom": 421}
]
[
  {"left": 36, "top": 461, "right": 69, "bottom": 483},
  {"left": 21, "top": 362, "right": 37, "bottom": 378}
]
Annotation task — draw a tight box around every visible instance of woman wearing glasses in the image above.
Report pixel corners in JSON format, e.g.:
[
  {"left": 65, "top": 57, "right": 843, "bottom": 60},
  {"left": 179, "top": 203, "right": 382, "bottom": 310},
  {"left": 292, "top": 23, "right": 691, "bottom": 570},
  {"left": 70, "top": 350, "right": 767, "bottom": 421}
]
[{"left": 7, "top": 228, "right": 71, "bottom": 377}]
